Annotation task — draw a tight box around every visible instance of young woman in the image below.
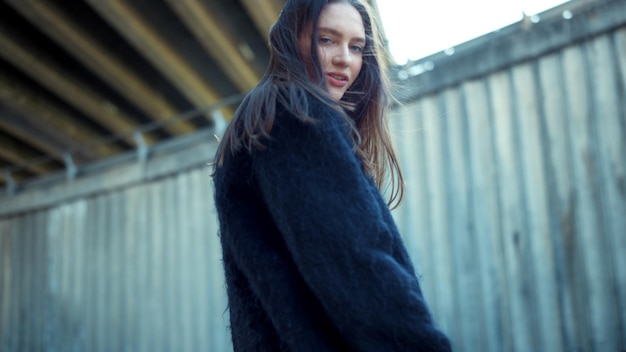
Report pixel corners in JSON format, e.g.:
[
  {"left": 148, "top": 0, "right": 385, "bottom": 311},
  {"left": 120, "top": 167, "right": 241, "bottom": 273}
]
[{"left": 213, "top": 0, "right": 452, "bottom": 350}]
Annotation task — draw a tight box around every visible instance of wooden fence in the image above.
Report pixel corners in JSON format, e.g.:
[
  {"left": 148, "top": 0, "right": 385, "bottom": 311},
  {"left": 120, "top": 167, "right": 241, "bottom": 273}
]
[
  {"left": 390, "top": 0, "right": 625, "bottom": 351},
  {"left": 1, "top": 0, "right": 625, "bottom": 351},
  {"left": 0, "top": 132, "right": 232, "bottom": 351}
]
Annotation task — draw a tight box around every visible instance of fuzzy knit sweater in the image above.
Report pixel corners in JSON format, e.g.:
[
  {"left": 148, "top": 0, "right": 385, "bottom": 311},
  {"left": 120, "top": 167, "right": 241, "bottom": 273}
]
[{"left": 213, "top": 95, "right": 452, "bottom": 352}]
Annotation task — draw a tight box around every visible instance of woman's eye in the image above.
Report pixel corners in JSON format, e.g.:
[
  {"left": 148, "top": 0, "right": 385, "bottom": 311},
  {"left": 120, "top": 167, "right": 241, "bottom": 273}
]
[
  {"left": 351, "top": 45, "right": 364, "bottom": 53},
  {"left": 318, "top": 37, "right": 333, "bottom": 44}
]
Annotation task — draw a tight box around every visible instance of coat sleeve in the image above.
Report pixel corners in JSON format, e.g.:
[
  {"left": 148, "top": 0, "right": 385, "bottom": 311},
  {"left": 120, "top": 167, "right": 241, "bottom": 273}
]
[{"left": 251, "top": 101, "right": 452, "bottom": 352}]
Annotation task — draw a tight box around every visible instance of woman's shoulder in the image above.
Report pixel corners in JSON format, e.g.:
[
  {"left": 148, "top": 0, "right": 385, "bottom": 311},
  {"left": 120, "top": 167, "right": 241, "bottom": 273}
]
[{"left": 274, "top": 89, "right": 346, "bottom": 130}]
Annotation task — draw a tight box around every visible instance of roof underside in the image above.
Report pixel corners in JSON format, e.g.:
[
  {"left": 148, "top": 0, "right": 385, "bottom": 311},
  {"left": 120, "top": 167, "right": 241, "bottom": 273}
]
[{"left": 0, "top": 0, "right": 295, "bottom": 188}]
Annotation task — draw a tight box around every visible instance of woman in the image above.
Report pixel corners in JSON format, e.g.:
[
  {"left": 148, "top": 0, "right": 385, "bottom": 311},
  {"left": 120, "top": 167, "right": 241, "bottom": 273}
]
[{"left": 213, "top": 0, "right": 452, "bottom": 350}]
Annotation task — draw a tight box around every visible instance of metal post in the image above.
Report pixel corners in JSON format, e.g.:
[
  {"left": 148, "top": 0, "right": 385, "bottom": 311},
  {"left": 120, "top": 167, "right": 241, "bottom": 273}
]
[
  {"left": 63, "top": 153, "right": 78, "bottom": 181},
  {"left": 212, "top": 110, "right": 227, "bottom": 138},
  {"left": 134, "top": 131, "right": 149, "bottom": 163},
  {"left": 3, "top": 171, "right": 16, "bottom": 195}
]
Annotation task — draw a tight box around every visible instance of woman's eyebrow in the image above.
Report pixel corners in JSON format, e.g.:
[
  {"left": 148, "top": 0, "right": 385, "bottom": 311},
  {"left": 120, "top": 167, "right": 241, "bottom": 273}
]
[{"left": 318, "top": 27, "right": 366, "bottom": 43}]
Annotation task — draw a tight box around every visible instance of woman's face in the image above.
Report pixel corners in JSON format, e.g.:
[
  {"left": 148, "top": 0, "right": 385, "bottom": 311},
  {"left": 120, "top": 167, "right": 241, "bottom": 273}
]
[{"left": 299, "top": 3, "right": 366, "bottom": 101}]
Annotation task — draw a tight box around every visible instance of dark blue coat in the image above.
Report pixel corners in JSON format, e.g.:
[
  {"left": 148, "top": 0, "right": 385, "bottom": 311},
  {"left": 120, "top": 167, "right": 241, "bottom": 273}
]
[{"left": 213, "top": 95, "right": 452, "bottom": 351}]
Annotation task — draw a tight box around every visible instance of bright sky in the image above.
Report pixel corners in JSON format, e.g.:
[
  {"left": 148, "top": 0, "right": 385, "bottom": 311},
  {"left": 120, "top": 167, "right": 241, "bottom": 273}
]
[{"left": 377, "top": 0, "right": 571, "bottom": 65}]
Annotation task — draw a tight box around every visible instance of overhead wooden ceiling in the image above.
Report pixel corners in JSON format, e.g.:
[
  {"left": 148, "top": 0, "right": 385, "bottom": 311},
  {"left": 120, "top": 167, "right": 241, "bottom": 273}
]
[{"left": 0, "top": 0, "right": 291, "bottom": 190}]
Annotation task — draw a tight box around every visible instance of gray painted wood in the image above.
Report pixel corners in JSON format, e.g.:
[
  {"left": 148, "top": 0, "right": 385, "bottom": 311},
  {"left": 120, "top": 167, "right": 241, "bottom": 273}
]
[{"left": 387, "top": 20, "right": 625, "bottom": 350}]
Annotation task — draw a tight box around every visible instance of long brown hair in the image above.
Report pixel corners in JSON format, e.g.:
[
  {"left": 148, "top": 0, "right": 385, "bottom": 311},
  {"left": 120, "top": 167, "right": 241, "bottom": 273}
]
[{"left": 214, "top": 0, "right": 404, "bottom": 208}]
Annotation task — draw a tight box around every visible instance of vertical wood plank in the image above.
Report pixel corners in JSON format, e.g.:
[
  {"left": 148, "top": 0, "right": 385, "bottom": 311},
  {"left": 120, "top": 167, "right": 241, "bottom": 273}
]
[
  {"left": 512, "top": 62, "right": 563, "bottom": 351},
  {"left": 75, "top": 200, "right": 89, "bottom": 350},
  {"left": 148, "top": 181, "right": 167, "bottom": 352},
  {"left": 0, "top": 219, "right": 13, "bottom": 351},
  {"left": 388, "top": 109, "right": 405, "bottom": 231},
  {"left": 463, "top": 79, "right": 506, "bottom": 352},
  {"left": 123, "top": 186, "right": 139, "bottom": 351},
  {"left": 537, "top": 52, "right": 580, "bottom": 351},
  {"left": 16, "top": 216, "right": 26, "bottom": 352},
  {"left": 189, "top": 168, "right": 211, "bottom": 351},
  {"left": 108, "top": 191, "right": 125, "bottom": 352},
  {"left": 203, "top": 167, "right": 231, "bottom": 352},
  {"left": 439, "top": 87, "right": 474, "bottom": 350},
  {"left": 135, "top": 183, "right": 150, "bottom": 352},
  {"left": 85, "top": 197, "right": 99, "bottom": 352},
  {"left": 392, "top": 103, "right": 436, "bottom": 303},
  {"left": 45, "top": 206, "right": 60, "bottom": 351},
  {"left": 489, "top": 70, "right": 536, "bottom": 352},
  {"left": 176, "top": 172, "right": 195, "bottom": 352},
  {"left": 21, "top": 213, "right": 34, "bottom": 352},
  {"left": 9, "top": 218, "right": 19, "bottom": 352},
  {"left": 163, "top": 176, "right": 182, "bottom": 351},
  {"left": 81, "top": 196, "right": 97, "bottom": 352},
  {"left": 421, "top": 95, "right": 457, "bottom": 338},
  {"left": 587, "top": 34, "right": 626, "bottom": 350},
  {"left": 562, "top": 44, "right": 612, "bottom": 352},
  {"left": 610, "top": 28, "right": 626, "bottom": 350},
  {"left": 91, "top": 194, "right": 105, "bottom": 352},
  {"left": 32, "top": 211, "right": 46, "bottom": 352}
]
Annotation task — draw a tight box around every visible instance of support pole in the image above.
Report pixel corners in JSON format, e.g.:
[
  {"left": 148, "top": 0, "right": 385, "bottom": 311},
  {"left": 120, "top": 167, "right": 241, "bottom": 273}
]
[
  {"left": 63, "top": 152, "right": 77, "bottom": 181},
  {"left": 2, "top": 171, "right": 16, "bottom": 195},
  {"left": 134, "top": 131, "right": 149, "bottom": 163}
]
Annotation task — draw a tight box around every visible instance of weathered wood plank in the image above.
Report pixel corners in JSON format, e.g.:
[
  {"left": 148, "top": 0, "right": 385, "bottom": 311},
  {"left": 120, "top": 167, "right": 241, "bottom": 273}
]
[
  {"left": 537, "top": 51, "right": 579, "bottom": 351},
  {"left": 586, "top": 34, "right": 625, "bottom": 350},
  {"left": 175, "top": 172, "right": 195, "bottom": 352},
  {"left": 439, "top": 87, "right": 472, "bottom": 350},
  {"left": 0, "top": 219, "right": 12, "bottom": 351},
  {"left": 122, "top": 185, "right": 139, "bottom": 351},
  {"left": 512, "top": 62, "right": 563, "bottom": 351},
  {"left": 107, "top": 192, "right": 124, "bottom": 352},
  {"left": 92, "top": 194, "right": 108, "bottom": 352},
  {"left": 562, "top": 44, "right": 613, "bottom": 352},
  {"left": 610, "top": 27, "right": 626, "bottom": 349},
  {"left": 188, "top": 168, "right": 211, "bottom": 350},
  {"left": 31, "top": 211, "right": 46, "bottom": 351},
  {"left": 391, "top": 103, "right": 438, "bottom": 320},
  {"left": 489, "top": 70, "right": 536, "bottom": 352},
  {"left": 462, "top": 79, "right": 505, "bottom": 352},
  {"left": 203, "top": 168, "right": 230, "bottom": 351},
  {"left": 421, "top": 95, "right": 456, "bottom": 336},
  {"left": 162, "top": 176, "right": 182, "bottom": 351},
  {"left": 147, "top": 181, "right": 166, "bottom": 352}
]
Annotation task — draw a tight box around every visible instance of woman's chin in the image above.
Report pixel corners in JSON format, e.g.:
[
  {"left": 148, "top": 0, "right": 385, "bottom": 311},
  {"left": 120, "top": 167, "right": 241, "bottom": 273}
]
[{"left": 328, "top": 88, "right": 346, "bottom": 102}]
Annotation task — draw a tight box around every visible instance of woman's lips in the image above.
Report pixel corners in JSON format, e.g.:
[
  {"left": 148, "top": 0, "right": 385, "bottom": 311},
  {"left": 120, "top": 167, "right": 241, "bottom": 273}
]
[{"left": 326, "top": 73, "right": 348, "bottom": 87}]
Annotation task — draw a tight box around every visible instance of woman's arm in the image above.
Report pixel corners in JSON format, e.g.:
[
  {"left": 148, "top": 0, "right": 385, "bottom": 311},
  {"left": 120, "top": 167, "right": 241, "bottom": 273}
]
[{"left": 252, "top": 99, "right": 452, "bottom": 351}]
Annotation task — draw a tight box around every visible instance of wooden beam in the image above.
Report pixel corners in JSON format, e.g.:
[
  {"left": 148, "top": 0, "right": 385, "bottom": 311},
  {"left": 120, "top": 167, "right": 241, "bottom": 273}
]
[
  {"left": 84, "top": 0, "right": 231, "bottom": 120},
  {"left": 0, "top": 161, "right": 27, "bottom": 186},
  {"left": 240, "top": 0, "right": 283, "bottom": 43},
  {"left": 164, "top": 0, "right": 261, "bottom": 92},
  {"left": 5, "top": 0, "right": 195, "bottom": 137},
  {"left": 0, "top": 30, "right": 157, "bottom": 147},
  {"left": 0, "top": 107, "right": 89, "bottom": 164},
  {"left": 0, "top": 134, "right": 57, "bottom": 176},
  {"left": 0, "top": 105, "right": 67, "bottom": 161},
  {"left": 0, "top": 69, "right": 122, "bottom": 162}
]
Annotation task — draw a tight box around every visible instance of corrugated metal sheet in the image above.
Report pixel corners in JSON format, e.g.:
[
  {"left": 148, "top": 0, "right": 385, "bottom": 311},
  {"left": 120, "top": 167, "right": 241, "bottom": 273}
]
[{"left": 391, "top": 24, "right": 626, "bottom": 352}]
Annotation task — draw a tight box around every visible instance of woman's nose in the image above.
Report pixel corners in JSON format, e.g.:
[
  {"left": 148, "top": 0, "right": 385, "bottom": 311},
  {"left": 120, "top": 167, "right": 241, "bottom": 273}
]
[{"left": 332, "top": 45, "right": 351, "bottom": 67}]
